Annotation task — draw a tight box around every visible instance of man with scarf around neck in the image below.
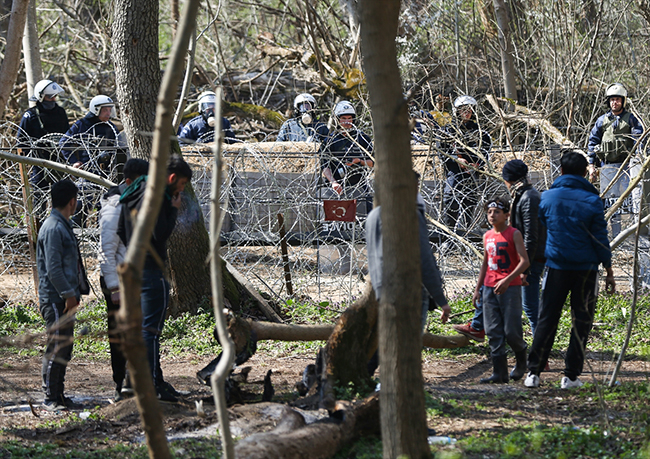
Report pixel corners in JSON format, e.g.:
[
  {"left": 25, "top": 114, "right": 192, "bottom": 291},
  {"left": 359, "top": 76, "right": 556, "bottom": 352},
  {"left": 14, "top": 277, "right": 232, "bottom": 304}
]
[
  {"left": 99, "top": 158, "right": 149, "bottom": 401},
  {"left": 117, "top": 155, "right": 192, "bottom": 402}
]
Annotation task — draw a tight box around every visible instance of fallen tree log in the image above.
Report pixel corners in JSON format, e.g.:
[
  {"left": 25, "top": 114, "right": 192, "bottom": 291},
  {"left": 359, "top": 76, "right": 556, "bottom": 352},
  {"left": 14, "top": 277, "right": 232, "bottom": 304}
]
[
  {"left": 196, "top": 299, "right": 470, "bottom": 386},
  {"left": 249, "top": 318, "right": 470, "bottom": 348},
  {"left": 224, "top": 260, "right": 282, "bottom": 323},
  {"left": 234, "top": 394, "right": 380, "bottom": 459}
]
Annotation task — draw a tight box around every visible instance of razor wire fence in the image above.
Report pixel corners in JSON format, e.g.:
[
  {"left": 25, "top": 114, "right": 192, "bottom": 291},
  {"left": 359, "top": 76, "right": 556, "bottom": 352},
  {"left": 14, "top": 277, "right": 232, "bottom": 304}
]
[{"left": 0, "top": 119, "right": 645, "bottom": 310}]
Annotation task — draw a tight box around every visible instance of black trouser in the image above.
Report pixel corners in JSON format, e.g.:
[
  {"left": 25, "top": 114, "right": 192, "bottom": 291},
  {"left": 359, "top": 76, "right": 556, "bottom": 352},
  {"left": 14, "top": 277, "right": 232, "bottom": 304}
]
[
  {"left": 101, "top": 276, "right": 127, "bottom": 390},
  {"left": 527, "top": 268, "right": 597, "bottom": 380},
  {"left": 40, "top": 300, "right": 75, "bottom": 402},
  {"left": 443, "top": 173, "right": 479, "bottom": 231}
]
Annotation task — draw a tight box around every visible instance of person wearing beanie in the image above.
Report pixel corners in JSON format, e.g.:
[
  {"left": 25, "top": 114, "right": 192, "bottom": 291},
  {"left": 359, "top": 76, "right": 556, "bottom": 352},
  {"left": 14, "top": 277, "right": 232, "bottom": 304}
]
[{"left": 455, "top": 159, "right": 547, "bottom": 344}]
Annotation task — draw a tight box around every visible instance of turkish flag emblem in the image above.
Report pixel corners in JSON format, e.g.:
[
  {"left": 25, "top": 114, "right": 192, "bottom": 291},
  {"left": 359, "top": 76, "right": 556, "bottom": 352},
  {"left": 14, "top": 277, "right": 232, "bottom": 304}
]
[{"left": 323, "top": 200, "right": 357, "bottom": 222}]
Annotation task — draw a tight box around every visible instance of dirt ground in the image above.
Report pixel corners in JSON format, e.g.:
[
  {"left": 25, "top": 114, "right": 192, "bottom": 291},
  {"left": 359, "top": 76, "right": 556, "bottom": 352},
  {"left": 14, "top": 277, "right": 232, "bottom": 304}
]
[{"left": 0, "top": 342, "right": 648, "bottom": 453}]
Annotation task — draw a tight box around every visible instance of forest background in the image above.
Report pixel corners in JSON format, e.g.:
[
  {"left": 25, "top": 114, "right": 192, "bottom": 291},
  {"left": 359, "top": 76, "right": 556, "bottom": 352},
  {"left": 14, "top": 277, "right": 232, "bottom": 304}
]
[{"left": 1, "top": 0, "right": 650, "bottom": 458}]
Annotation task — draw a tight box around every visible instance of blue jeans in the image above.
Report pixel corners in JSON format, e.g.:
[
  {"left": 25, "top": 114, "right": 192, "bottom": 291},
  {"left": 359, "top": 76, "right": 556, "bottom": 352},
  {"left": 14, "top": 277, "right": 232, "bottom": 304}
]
[
  {"left": 141, "top": 269, "right": 170, "bottom": 387},
  {"left": 471, "top": 286, "right": 484, "bottom": 331},
  {"left": 522, "top": 261, "right": 544, "bottom": 336},
  {"left": 483, "top": 285, "right": 527, "bottom": 357}
]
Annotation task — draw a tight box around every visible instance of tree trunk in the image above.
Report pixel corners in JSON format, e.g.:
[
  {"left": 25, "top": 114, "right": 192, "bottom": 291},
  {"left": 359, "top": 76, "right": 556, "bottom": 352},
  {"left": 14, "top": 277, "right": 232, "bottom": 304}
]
[
  {"left": 112, "top": 0, "right": 218, "bottom": 316},
  {"left": 111, "top": 0, "right": 160, "bottom": 159},
  {"left": 319, "top": 283, "right": 379, "bottom": 410},
  {"left": 359, "top": 0, "right": 431, "bottom": 458},
  {"left": 21, "top": 0, "right": 41, "bottom": 105},
  {"left": 170, "top": 0, "right": 179, "bottom": 37},
  {"left": 116, "top": 0, "right": 200, "bottom": 456},
  {"left": 225, "top": 313, "right": 470, "bottom": 350},
  {"left": 166, "top": 181, "right": 212, "bottom": 316},
  {"left": 0, "top": 0, "right": 29, "bottom": 118},
  {"left": 493, "top": 0, "right": 517, "bottom": 103}
]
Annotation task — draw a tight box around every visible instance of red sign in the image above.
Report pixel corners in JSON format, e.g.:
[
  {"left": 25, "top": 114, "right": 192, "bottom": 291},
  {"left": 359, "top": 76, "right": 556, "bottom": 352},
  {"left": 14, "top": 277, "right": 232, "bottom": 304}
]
[{"left": 323, "top": 200, "right": 357, "bottom": 222}]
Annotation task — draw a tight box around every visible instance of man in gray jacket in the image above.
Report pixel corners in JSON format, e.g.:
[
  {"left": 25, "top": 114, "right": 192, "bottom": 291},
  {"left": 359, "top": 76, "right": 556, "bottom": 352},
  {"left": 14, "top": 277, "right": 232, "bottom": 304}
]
[
  {"left": 37, "top": 179, "right": 89, "bottom": 411},
  {"left": 365, "top": 182, "right": 450, "bottom": 376},
  {"left": 365, "top": 185, "right": 450, "bottom": 328}
]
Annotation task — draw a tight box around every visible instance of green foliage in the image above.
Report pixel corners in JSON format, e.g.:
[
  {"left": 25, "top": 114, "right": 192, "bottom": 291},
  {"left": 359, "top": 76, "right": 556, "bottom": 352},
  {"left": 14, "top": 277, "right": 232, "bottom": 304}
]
[
  {"left": 0, "top": 304, "right": 41, "bottom": 334},
  {"left": 161, "top": 306, "right": 218, "bottom": 356},
  {"left": 334, "top": 378, "right": 377, "bottom": 401},
  {"left": 554, "top": 291, "right": 650, "bottom": 357},
  {"left": 0, "top": 437, "right": 221, "bottom": 458},
  {"left": 438, "top": 424, "right": 641, "bottom": 458},
  {"left": 283, "top": 298, "right": 341, "bottom": 324},
  {"left": 426, "top": 288, "right": 650, "bottom": 360}
]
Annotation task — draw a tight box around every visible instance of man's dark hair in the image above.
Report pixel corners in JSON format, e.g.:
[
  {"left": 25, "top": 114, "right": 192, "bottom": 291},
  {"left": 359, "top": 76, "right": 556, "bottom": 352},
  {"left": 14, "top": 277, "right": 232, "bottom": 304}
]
[
  {"left": 560, "top": 152, "right": 588, "bottom": 176},
  {"left": 167, "top": 155, "right": 192, "bottom": 180},
  {"left": 123, "top": 158, "right": 149, "bottom": 181},
  {"left": 484, "top": 195, "right": 511, "bottom": 213},
  {"left": 51, "top": 179, "right": 78, "bottom": 209}
]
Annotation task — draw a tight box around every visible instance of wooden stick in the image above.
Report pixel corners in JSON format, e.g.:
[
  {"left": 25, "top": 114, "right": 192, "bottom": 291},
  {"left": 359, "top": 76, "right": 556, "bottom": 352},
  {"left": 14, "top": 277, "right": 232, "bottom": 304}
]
[
  {"left": 277, "top": 213, "right": 294, "bottom": 296},
  {"left": 224, "top": 259, "right": 283, "bottom": 323}
]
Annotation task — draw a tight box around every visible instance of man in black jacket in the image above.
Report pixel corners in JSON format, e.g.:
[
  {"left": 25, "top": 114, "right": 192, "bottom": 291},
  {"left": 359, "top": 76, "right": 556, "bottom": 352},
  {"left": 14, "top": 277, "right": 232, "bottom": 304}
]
[
  {"left": 18, "top": 80, "right": 70, "bottom": 208},
  {"left": 501, "top": 160, "right": 547, "bottom": 335},
  {"left": 118, "top": 155, "right": 192, "bottom": 402},
  {"left": 454, "top": 160, "right": 546, "bottom": 340},
  {"left": 441, "top": 96, "right": 491, "bottom": 233}
]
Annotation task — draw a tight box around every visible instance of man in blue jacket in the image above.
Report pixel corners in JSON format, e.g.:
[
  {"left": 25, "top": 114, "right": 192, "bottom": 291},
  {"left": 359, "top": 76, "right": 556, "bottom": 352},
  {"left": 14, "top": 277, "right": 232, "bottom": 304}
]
[
  {"left": 37, "top": 179, "right": 89, "bottom": 411},
  {"left": 59, "top": 95, "right": 121, "bottom": 226},
  {"left": 178, "top": 91, "right": 236, "bottom": 144},
  {"left": 59, "top": 95, "right": 119, "bottom": 168},
  {"left": 524, "top": 152, "right": 615, "bottom": 390},
  {"left": 587, "top": 83, "right": 643, "bottom": 237}
]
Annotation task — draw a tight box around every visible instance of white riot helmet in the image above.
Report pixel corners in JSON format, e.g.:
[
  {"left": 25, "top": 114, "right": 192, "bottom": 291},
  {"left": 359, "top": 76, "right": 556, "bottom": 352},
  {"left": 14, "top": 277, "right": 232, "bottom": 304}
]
[
  {"left": 295, "top": 93, "right": 316, "bottom": 124},
  {"left": 89, "top": 95, "right": 116, "bottom": 118},
  {"left": 198, "top": 91, "right": 217, "bottom": 116},
  {"left": 33, "top": 79, "right": 65, "bottom": 103},
  {"left": 294, "top": 93, "right": 316, "bottom": 113},
  {"left": 333, "top": 100, "right": 356, "bottom": 118},
  {"left": 606, "top": 83, "right": 627, "bottom": 105},
  {"left": 453, "top": 95, "right": 477, "bottom": 111},
  {"left": 198, "top": 91, "right": 219, "bottom": 127}
]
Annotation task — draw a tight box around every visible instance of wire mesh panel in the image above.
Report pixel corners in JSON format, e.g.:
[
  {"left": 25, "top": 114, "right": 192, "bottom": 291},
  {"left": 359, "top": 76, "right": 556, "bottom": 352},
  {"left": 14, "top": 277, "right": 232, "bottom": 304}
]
[{"left": 0, "top": 119, "right": 644, "bottom": 308}]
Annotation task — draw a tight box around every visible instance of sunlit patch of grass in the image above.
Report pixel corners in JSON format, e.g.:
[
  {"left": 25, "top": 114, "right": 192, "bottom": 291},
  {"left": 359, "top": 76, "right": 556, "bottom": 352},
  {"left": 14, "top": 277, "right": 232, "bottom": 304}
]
[{"left": 437, "top": 423, "right": 640, "bottom": 458}]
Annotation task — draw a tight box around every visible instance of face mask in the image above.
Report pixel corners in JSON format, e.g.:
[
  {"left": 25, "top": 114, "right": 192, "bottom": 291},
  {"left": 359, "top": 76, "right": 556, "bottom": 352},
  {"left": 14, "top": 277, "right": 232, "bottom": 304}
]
[
  {"left": 207, "top": 116, "right": 216, "bottom": 128},
  {"left": 42, "top": 100, "right": 56, "bottom": 110},
  {"left": 301, "top": 113, "right": 313, "bottom": 125}
]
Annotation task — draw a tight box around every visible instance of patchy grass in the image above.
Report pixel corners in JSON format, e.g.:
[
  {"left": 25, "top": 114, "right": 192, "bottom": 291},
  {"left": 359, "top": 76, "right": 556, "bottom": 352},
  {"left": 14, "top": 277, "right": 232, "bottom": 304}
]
[
  {"left": 2, "top": 289, "right": 650, "bottom": 458},
  {"left": 0, "top": 438, "right": 222, "bottom": 459}
]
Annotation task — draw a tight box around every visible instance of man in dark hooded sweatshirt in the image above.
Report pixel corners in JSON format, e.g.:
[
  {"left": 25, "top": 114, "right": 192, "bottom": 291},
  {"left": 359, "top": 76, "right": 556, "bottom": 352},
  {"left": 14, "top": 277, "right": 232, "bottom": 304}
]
[{"left": 117, "top": 155, "right": 192, "bottom": 402}]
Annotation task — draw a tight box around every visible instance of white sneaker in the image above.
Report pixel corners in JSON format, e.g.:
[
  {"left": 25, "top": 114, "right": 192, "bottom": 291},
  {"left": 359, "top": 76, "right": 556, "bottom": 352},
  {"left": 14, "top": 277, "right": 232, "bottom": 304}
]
[
  {"left": 560, "top": 376, "right": 583, "bottom": 389},
  {"left": 524, "top": 372, "right": 540, "bottom": 388}
]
